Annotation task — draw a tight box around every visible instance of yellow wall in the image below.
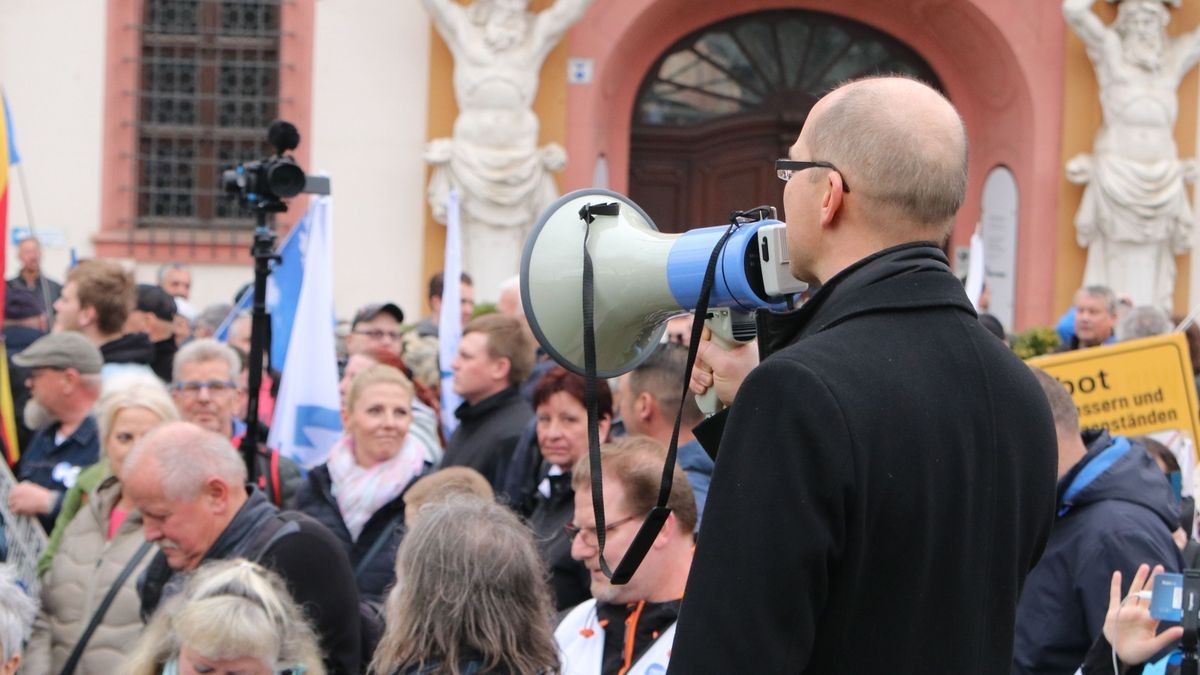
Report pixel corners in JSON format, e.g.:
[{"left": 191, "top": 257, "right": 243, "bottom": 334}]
[
  {"left": 421, "top": 0, "right": 569, "bottom": 311},
  {"left": 1058, "top": 1, "right": 1199, "bottom": 318}
]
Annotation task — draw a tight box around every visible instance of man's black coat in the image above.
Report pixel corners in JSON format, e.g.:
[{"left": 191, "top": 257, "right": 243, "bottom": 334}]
[{"left": 669, "top": 243, "right": 1058, "bottom": 674}]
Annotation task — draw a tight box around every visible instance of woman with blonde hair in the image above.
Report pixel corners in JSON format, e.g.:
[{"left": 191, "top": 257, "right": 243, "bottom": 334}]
[
  {"left": 292, "top": 363, "right": 426, "bottom": 604},
  {"left": 125, "top": 559, "right": 325, "bottom": 675},
  {"left": 25, "top": 371, "right": 179, "bottom": 674},
  {"left": 371, "top": 496, "right": 559, "bottom": 675}
]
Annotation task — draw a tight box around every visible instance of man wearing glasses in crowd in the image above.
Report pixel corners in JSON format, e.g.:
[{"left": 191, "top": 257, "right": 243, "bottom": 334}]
[
  {"left": 670, "top": 76, "right": 1058, "bottom": 673},
  {"left": 345, "top": 303, "right": 406, "bottom": 359},
  {"left": 171, "top": 339, "right": 301, "bottom": 505},
  {"left": 556, "top": 437, "right": 695, "bottom": 674}
]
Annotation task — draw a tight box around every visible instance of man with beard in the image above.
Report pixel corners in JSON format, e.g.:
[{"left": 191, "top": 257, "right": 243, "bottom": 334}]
[
  {"left": 5, "top": 333, "right": 102, "bottom": 531},
  {"left": 420, "top": 0, "right": 593, "bottom": 293},
  {"left": 555, "top": 437, "right": 695, "bottom": 674},
  {"left": 1064, "top": 0, "right": 1200, "bottom": 309}
]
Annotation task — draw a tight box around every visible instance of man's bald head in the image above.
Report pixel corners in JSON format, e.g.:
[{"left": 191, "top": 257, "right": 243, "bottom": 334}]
[
  {"left": 804, "top": 76, "right": 968, "bottom": 235},
  {"left": 123, "top": 421, "right": 247, "bottom": 500}
]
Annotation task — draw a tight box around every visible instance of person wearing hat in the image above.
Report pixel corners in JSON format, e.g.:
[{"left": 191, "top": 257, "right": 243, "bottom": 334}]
[
  {"left": 346, "top": 302, "right": 405, "bottom": 359},
  {"left": 6, "top": 332, "right": 103, "bottom": 531},
  {"left": 126, "top": 284, "right": 178, "bottom": 382},
  {"left": 4, "top": 287, "right": 49, "bottom": 454}
]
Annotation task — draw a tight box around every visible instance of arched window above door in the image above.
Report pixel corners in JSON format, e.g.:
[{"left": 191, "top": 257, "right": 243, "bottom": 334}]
[{"left": 636, "top": 11, "right": 942, "bottom": 127}]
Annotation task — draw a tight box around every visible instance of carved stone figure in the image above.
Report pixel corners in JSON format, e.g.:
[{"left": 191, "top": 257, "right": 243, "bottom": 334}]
[
  {"left": 422, "top": 0, "right": 593, "bottom": 294},
  {"left": 1064, "top": 0, "right": 1200, "bottom": 311}
]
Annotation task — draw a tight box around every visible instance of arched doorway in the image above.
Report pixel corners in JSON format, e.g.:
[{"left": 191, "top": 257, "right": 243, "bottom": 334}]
[{"left": 628, "top": 10, "right": 942, "bottom": 232}]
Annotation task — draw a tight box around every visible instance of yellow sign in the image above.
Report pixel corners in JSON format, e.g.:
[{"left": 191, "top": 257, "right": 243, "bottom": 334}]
[{"left": 1028, "top": 333, "right": 1200, "bottom": 441}]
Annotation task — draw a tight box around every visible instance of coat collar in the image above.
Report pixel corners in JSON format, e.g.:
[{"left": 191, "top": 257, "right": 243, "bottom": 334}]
[{"left": 757, "top": 241, "right": 976, "bottom": 358}]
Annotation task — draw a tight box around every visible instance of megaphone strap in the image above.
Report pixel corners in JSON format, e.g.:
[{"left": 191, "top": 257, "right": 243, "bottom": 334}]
[{"left": 580, "top": 200, "right": 741, "bottom": 584}]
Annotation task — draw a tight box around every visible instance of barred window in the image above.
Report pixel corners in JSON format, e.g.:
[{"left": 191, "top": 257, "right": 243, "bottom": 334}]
[{"left": 137, "top": 0, "right": 281, "bottom": 232}]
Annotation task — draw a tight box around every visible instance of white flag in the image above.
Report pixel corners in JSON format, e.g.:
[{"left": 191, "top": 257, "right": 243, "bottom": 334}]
[
  {"left": 268, "top": 196, "right": 343, "bottom": 466},
  {"left": 439, "top": 190, "right": 465, "bottom": 436}
]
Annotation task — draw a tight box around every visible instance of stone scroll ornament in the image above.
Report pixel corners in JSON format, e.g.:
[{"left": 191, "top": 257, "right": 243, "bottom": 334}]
[
  {"left": 1064, "top": 0, "right": 1200, "bottom": 311},
  {"left": 421, "top": 0, "right": 594, "bottom": 294}
]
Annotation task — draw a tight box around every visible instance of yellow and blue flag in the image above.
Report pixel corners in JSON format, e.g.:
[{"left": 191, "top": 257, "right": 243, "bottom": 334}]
[{"left": 1, "top": 90, "right": 24, "bottom": 466}]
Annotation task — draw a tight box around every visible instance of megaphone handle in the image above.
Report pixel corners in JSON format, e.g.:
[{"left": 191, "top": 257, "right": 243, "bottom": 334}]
[{"left": 696, "top": 310, "right": 740, "bottom": 416}]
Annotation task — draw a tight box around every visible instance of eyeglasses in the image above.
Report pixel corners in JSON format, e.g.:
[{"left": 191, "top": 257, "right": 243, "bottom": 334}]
[
  {"left": 565, "top": 512, "right": 646, "bottom": 548},
  {"left": 776, "top": 159, "right": 851, "bottom": 192},
  {"left": 353, "top": 329, "right": 402, "bottom": 342},
  {"left": 172, "top": 379, "right": 237, "bottom": 396}
]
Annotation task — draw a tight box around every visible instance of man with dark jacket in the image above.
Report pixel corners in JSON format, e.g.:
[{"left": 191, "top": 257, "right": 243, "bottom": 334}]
[
  {"left": 1013, "top": 369, "right": 1183, "bottom": 674},
  {"left": 125, "top": 422, "right": 362, "bottom": 675},
  {"left": 669, "top": 77, "right": 1058, "bottom": 674},
  {"left": 52, "top": 260, "right": 154, "bottom": 377},
  {"left": 443, "top": 313, "right": 535, "bottom": 488}
]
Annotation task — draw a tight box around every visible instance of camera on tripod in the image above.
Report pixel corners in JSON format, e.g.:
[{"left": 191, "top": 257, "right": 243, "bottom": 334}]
[{"left": 221, "top": 120, "right": 329, "bottom": 211}]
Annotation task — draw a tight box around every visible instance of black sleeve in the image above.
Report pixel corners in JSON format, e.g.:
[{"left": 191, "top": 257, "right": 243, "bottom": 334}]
[
  {"left": 260, "top": 520, "right": 363, "bottom": 675},
  {"left": 1080, "top": 632, "right": 1145, "bottom": 675},
  {"left": 669, "top": 358, "right": 855, "bottom": 673}
]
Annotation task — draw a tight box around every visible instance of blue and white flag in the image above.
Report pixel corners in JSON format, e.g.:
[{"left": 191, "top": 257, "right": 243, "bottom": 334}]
[
  {"left": 439, "top": 189, "right": 465, "bottom": 436},
  {"left": 267, "top": 195, "right": 342, "bottom": 466},
  {"left": 214, "top": 217, "right": 306, "bottom": 372}
]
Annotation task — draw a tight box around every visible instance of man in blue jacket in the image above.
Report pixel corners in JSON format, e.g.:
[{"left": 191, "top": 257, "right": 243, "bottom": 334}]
[{"left": 1014, "top": 368, "right": 1184, "bottom": 674}]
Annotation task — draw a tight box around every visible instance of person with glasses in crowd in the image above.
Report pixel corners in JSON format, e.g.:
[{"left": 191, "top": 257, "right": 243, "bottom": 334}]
[
  {"left": 171, "top": 339, "right": 301, "bottom": 505},
  {"left": 556, "top": 436, "right": 695, "bottom": 674},
  {"left": 126, "top": 559, "right": 325, "bottom": 675},
  {"left": 24, "top": 372, "right": 178, "bottom": 674},
  {"left": 674, "top": 76, "right": 1058, "bottom": 673},
  {"left": 522, "top": 365, "right": 612, "bottom": 611},
  {"left": 7, "top": 332, "right": 104, "bottom": 531},
  {"left": 345, "top": 303, "right": 406, "bottom": 360}
]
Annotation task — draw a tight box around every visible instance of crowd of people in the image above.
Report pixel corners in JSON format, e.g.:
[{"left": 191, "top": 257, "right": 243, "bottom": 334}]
[{"left": 0, "top": 73, "right": 1196, "bottom": 674}]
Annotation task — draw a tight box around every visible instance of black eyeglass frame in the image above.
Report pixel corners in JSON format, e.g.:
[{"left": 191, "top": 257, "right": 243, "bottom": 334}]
[{"left": 776, "top": 159, "right": 851, "bottom": 192}]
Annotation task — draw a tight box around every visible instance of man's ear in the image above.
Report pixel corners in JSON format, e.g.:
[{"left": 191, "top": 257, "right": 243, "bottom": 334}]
[
  {"left": 203, "top": 477, "right": 232, "bottom": 512},
  {"left": 636, "top": 391, "right": 657, "bottom": 423},
  {"left": 78, "top": 305, "right": 98, "bottom": 329},
  {"left": 819, "top": 171, "right": 846, "bottom": 229},
  {"left": 491, "top": 355, "right": 512, "bottom": 385}
]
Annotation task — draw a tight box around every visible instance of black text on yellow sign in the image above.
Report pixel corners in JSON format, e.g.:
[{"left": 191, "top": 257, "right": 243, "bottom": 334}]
[{"left": 1028, "top": 333, "right": 1200, "bottom": 441}]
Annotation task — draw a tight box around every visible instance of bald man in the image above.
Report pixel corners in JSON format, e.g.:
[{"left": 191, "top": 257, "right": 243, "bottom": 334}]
[{"left": 669, "top": 77, "right": 1057, "bottom": 673}]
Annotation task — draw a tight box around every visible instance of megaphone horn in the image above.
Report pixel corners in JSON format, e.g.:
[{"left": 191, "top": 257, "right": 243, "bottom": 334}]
[{"left": 520, "top": 189, "right": 806, "bottom": 380}]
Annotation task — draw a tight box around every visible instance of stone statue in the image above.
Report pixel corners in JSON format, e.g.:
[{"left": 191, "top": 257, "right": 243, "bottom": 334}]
[
  {"left": 1064, "top": 0, "right": 1200, "bottom": 311},
  {"left": 421, "top": 0, "right": 593, "bottom": 295}
]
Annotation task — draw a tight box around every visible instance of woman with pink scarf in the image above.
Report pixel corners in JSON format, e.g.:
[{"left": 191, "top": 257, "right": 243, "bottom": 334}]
[{"left": 290, "top": 364, "right": 426, "bottom": 603}]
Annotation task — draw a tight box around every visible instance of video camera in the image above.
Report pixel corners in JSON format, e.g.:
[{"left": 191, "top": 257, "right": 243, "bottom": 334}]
[{"left": 221, "top": 120, "right": 329, "bottom": 211}]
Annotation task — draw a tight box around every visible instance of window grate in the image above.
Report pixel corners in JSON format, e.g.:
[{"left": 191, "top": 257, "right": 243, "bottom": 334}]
[{"left": 135, "top": 0, "right": 282, "bottom": 233}]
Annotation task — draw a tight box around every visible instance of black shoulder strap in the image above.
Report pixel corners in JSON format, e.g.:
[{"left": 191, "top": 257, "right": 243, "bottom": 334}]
[
  {"left": 354, "top": 512, "right": 405, "bottom": 580},
  {"left": 248, "top": 512, "right": 304, "bottom": 564},
  {"left": 59, "top": 540, "right": 154, "bottom": 675}
]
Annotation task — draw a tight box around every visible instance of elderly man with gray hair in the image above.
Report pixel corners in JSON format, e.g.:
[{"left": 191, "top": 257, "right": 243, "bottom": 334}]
[
  {"left": 125, "top": 421, "right": 363, "bottom": 674},
  {"left": 0, "top": 564, "right": 36, "bottom": 675}
]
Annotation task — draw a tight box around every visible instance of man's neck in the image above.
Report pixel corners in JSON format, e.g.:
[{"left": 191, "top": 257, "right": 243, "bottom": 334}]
[
  {"left": 465, "top": 384, "right": 508, "bottom": 407},
  {"left": 87, "top": 327, "right": 122, "bottom": 348},
  {"left": 644, "top": 546, "right": 694, "bottom": 603},
  {"left": 20, "top": 269, "right": 39, "bottom": 284},
  {"left": 55, "top": 408, "right": 90, "bottom": 438},
  {"left": 649, "top": 421, "right": 695, "bottom": 448}
]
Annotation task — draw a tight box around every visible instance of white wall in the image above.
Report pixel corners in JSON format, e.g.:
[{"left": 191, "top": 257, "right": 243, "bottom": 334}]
[
  {"left": 311, "top": 0, "right": 431, "bottom": 322},
  {"left": 0, "top": 0, "right": 106, "bottom": 284}
]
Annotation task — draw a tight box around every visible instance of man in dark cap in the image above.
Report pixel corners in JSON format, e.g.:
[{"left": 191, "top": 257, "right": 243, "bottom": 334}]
[
  {"left": 127, "top": 283, "right": 178, "bottom": 382},
  {"left": 6, "top": 332, "right": 102, "bottom": 531},
  {"left": 345, "top": 302, "right": 405, "bottom": 359}
]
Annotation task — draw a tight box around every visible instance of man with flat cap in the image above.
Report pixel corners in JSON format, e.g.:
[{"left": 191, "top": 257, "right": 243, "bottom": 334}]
[
  {"left": 670, "top": 76, "right": 1057, "bottom": 673},
  {"left": 6, "top": 332, "right": 103, "bottom": 531}
]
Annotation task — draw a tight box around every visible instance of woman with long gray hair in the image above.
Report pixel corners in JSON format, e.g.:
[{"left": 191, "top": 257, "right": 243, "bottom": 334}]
[{"left": 370, "top": 496, "right": 560, "bottom": 674}]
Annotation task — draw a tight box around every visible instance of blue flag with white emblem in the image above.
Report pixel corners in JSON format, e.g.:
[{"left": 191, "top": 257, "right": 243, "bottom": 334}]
[{"left": 267, "top": 195, "right": 342, "bottom": 466}]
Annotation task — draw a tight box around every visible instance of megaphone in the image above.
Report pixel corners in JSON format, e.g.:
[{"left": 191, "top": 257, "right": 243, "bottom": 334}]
[{"left": 520, "top": 188, "right": 807, "bottom": 384}]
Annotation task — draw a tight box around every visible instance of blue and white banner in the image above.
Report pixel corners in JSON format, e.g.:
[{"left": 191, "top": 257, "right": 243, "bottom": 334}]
[
  {"left": 439, "top": 189, "right": 464, "bottom": 437},
  {"left": 267, "top": 196, "right": 342, "bottom": 466}
]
